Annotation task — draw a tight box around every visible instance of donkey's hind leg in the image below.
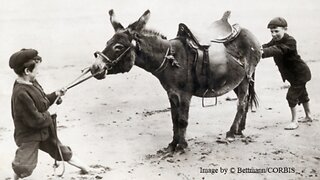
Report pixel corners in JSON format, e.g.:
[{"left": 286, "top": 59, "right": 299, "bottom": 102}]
[
  {"left": 237, "top": 99, "right": 249, "bottom": 137},
  {"left": 226, "top": 79, "right": 250, "bottom": 141},
  {"left": 230, "top": 87, "right": 247, "bottom": 137}
]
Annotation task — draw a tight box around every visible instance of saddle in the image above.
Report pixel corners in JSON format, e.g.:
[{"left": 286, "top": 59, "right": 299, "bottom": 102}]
[
  {"left": 177, "top": 11, "right": 241, "bottom": 46},
  {"left": 176, "top": 11, "right": 243, "bottom": 91}
]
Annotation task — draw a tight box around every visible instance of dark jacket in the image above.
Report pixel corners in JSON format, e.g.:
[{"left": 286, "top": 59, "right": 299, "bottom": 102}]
[
  {"left": 262, "top": 33, "right": 311, "bottom": 84},
  {"left": 11, "top": 80, "right": 57, "bottom": 146}
]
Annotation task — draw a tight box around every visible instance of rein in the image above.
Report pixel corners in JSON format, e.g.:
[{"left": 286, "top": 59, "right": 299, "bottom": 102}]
[
  {"left": 58, "top": 46, "right": 131, "bottom": 92},
  {"left": 64, "top": 67, "right": 106, "bottom": 90},
  {"left": 64, "top": 47, "right": 131, "bottom": 90}
]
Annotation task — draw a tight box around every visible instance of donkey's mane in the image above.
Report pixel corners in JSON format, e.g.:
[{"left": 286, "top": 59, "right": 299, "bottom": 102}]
[{"left": 141, "top": 28, "right": 167, "bottom": 39}]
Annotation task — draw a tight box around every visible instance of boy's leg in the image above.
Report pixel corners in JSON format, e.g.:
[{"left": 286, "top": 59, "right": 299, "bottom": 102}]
[
  {"left": 12, "top": 142, "right": 39, "bottom": 179},
  {"left": 43, "top": 115, "right": 105, "bottom": 175},
  {"left": 290, "top": 106, "right": 298, "bottom": 122},
  {"left": 284, "top": 106, "right": 299, "bottom": 130},
  {"left": 302, "top": 102, "right": 312, "bottom": 121},
  {"left": 285, "top": 85, "right": 300, "bottom": 130},
  {"left": 299, "top": 85, "right": 312, "bottom": 122},
  {"left": 67, "top": 155, "right": 104, "bottom": 174},
  {"left": 40, "top": 137, "right": 104, "bottom": 174},
  {"left": 40, "top": 138, "right": 72, "bottom": 161},
  {"left": 67, "top": 155, "right": 90, "bottom": 171}
]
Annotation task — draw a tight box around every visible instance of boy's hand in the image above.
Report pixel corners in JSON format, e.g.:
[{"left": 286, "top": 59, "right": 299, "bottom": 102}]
[
  {"left": 56, "top": 96, "right": 63, "bottom": 105},
  {"left": 55, "top": 87, "right": 67, "bottom": 97}
]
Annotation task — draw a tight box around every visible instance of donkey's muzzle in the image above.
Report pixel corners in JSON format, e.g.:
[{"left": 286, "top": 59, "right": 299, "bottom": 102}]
[
  {"left": 90, "top": 64, "right": 106, "bottom": 80},
  {"left": 91, "top": 51, "right": 109, "bottom": 80}
]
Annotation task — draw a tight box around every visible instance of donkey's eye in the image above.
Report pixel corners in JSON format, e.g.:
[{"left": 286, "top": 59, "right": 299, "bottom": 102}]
[{"left": 113, "top": 44, "right": 125, "bottom": 51}]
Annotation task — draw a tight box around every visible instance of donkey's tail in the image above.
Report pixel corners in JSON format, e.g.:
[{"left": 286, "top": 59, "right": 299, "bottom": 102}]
[{"left": 248, "top": 72, "right": 259, "bottom": 110}]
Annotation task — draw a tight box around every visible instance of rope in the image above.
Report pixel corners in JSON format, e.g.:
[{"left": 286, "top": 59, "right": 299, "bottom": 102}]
[
  {"left": 50, "top": 67, "right": 106, "bottom": 177},
  {"left": 51, "top": 114, "right": 65, "bottom": 177},
  {"left": 50, "top": 96, "right": 65, "bottom": 177}
]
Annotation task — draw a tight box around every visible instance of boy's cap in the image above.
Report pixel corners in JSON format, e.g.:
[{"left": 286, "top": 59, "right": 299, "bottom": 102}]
[
  {"left": 9, "top": 49, "right": 41, "bottom": 69},
  {"left": 267, "top": 17, "right": 288, "bottom": 28}
]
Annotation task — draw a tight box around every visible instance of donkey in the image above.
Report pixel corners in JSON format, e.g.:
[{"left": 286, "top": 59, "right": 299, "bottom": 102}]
[{"left": 91, "top": 10, "right": 261, "bottom": 152}]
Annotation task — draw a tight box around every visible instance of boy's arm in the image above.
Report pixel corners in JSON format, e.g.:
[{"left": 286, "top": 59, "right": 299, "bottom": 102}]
[
  {"left": 262, "top": 45, "right": 283, "bottom": 58},
  {"left": 262, "top": 40, "right": 273, "bottom": 48},
  {"left": 46, "top": 88, "right": 67, "bottom": 105},
  {"left": 15, "top": 91, "right": 53, "bottom": 129},
  {"left": 46, "top": 92, "right": 58, "bottom": 105},
  {"left": 262, "top": 38, "right": 297, "bottom": 58},
  {"left": 32, "top": 79, "right": 58, "bottom": 105}
]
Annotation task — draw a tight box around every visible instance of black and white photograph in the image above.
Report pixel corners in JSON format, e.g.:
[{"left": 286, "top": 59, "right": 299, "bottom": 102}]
[{"left": 0, "top": 0, "right": 319, "bottom": 179}]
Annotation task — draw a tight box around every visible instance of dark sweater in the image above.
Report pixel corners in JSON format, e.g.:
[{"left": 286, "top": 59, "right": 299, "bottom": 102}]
[
  {"left": 262, "top": 33, "right": 311, "bottom": 84},
  {"left": 11, "top": 79, "right": 57, "bottom": 146}
]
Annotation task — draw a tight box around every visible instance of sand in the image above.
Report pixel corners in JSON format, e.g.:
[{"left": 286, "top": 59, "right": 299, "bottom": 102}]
[{"left": 0, "top": 0, "right": 319, "bottom": 179}]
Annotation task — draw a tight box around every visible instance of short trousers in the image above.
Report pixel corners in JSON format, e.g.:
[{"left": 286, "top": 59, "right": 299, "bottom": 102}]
[
  {"left": 286, "top": 83, "right": 310, "bottom": 107},
  {"left": 12, "top": 137, "right": 72, "bottom": 178}
]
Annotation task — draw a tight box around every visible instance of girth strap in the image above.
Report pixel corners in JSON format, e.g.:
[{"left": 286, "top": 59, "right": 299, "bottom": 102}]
[{"left": 202, "top": 48, "right": 214, "bottom": 90}]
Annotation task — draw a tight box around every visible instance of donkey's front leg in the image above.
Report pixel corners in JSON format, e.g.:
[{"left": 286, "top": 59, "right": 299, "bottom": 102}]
[
  {"left": 167, "top": 91, "right": 191, "bottom": 152},
  {"left": 167, "top": 92, "right": 179, "bottom": 152}
]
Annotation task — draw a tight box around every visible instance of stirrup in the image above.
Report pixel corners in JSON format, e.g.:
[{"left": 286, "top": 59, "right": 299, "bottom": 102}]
[{"left": 202, "top": 89, "right": 218, "bottom": 107}]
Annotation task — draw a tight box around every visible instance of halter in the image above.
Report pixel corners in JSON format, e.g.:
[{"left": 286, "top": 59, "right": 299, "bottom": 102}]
[{"left": 94, "top": 47, "right": 131, "bottom": 70}]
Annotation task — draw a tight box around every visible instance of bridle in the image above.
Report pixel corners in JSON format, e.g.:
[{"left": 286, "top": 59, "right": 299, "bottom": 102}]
[
  {"left": 60, "top": 48, "right": 131, "bottom": 91},
  {"left": 93, "top": 36, "right": 176, "bottom": 75},
  {"left": 93, "top": 47, "right": 131, "bottom": 70}
]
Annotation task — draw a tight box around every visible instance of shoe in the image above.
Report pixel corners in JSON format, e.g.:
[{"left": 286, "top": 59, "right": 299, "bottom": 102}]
[{"left": 284, "top": 122, "right": 299, "bottom": 130}]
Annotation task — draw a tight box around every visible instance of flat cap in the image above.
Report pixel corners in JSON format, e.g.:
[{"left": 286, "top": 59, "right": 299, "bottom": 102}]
[
  {"left": 9, "top": 49, "right": 41, "bottom": 69},
  {"left": 267, "top": 17, "right": 288, "bottom": 28}
]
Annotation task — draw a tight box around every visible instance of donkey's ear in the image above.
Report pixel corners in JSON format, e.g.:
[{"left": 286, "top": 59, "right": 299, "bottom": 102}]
[
  {"left": 127, "top": 10, "right": 150, "bottom": 32},
  {"left": 109, "top": 9, "right": 124, "bottom": 32}
]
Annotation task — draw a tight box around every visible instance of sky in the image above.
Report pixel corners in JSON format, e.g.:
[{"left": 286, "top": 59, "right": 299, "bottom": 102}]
[{"left": 1, "top": 0, "right": 320, "bottom": 93}]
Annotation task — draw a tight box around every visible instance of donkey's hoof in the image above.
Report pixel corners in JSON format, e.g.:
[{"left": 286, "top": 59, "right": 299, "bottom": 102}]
[
  {"left": 235, "top": 131, "right": 245, "bottom": 138},
  {"left": 175, "top": 142, "right": 188, "bottom": 153},
  {"left": 226, "top": 131, "right": 235, "bottom": 142},
  {"left": 226, "top": 137, "right": 235, "bottom": 142},
  {"left": 165, "top": 142, "right": 177, "bottom": 153}
]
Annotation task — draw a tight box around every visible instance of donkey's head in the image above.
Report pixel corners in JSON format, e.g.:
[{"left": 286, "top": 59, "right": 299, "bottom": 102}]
[{"left": 91, "top": 9, "right": 151, "bottom": 79}]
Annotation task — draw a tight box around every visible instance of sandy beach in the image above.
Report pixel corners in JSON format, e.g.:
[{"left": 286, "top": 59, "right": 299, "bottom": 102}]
[{"left": 1, "top": 0, "right": 319, "bottom": 179}]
